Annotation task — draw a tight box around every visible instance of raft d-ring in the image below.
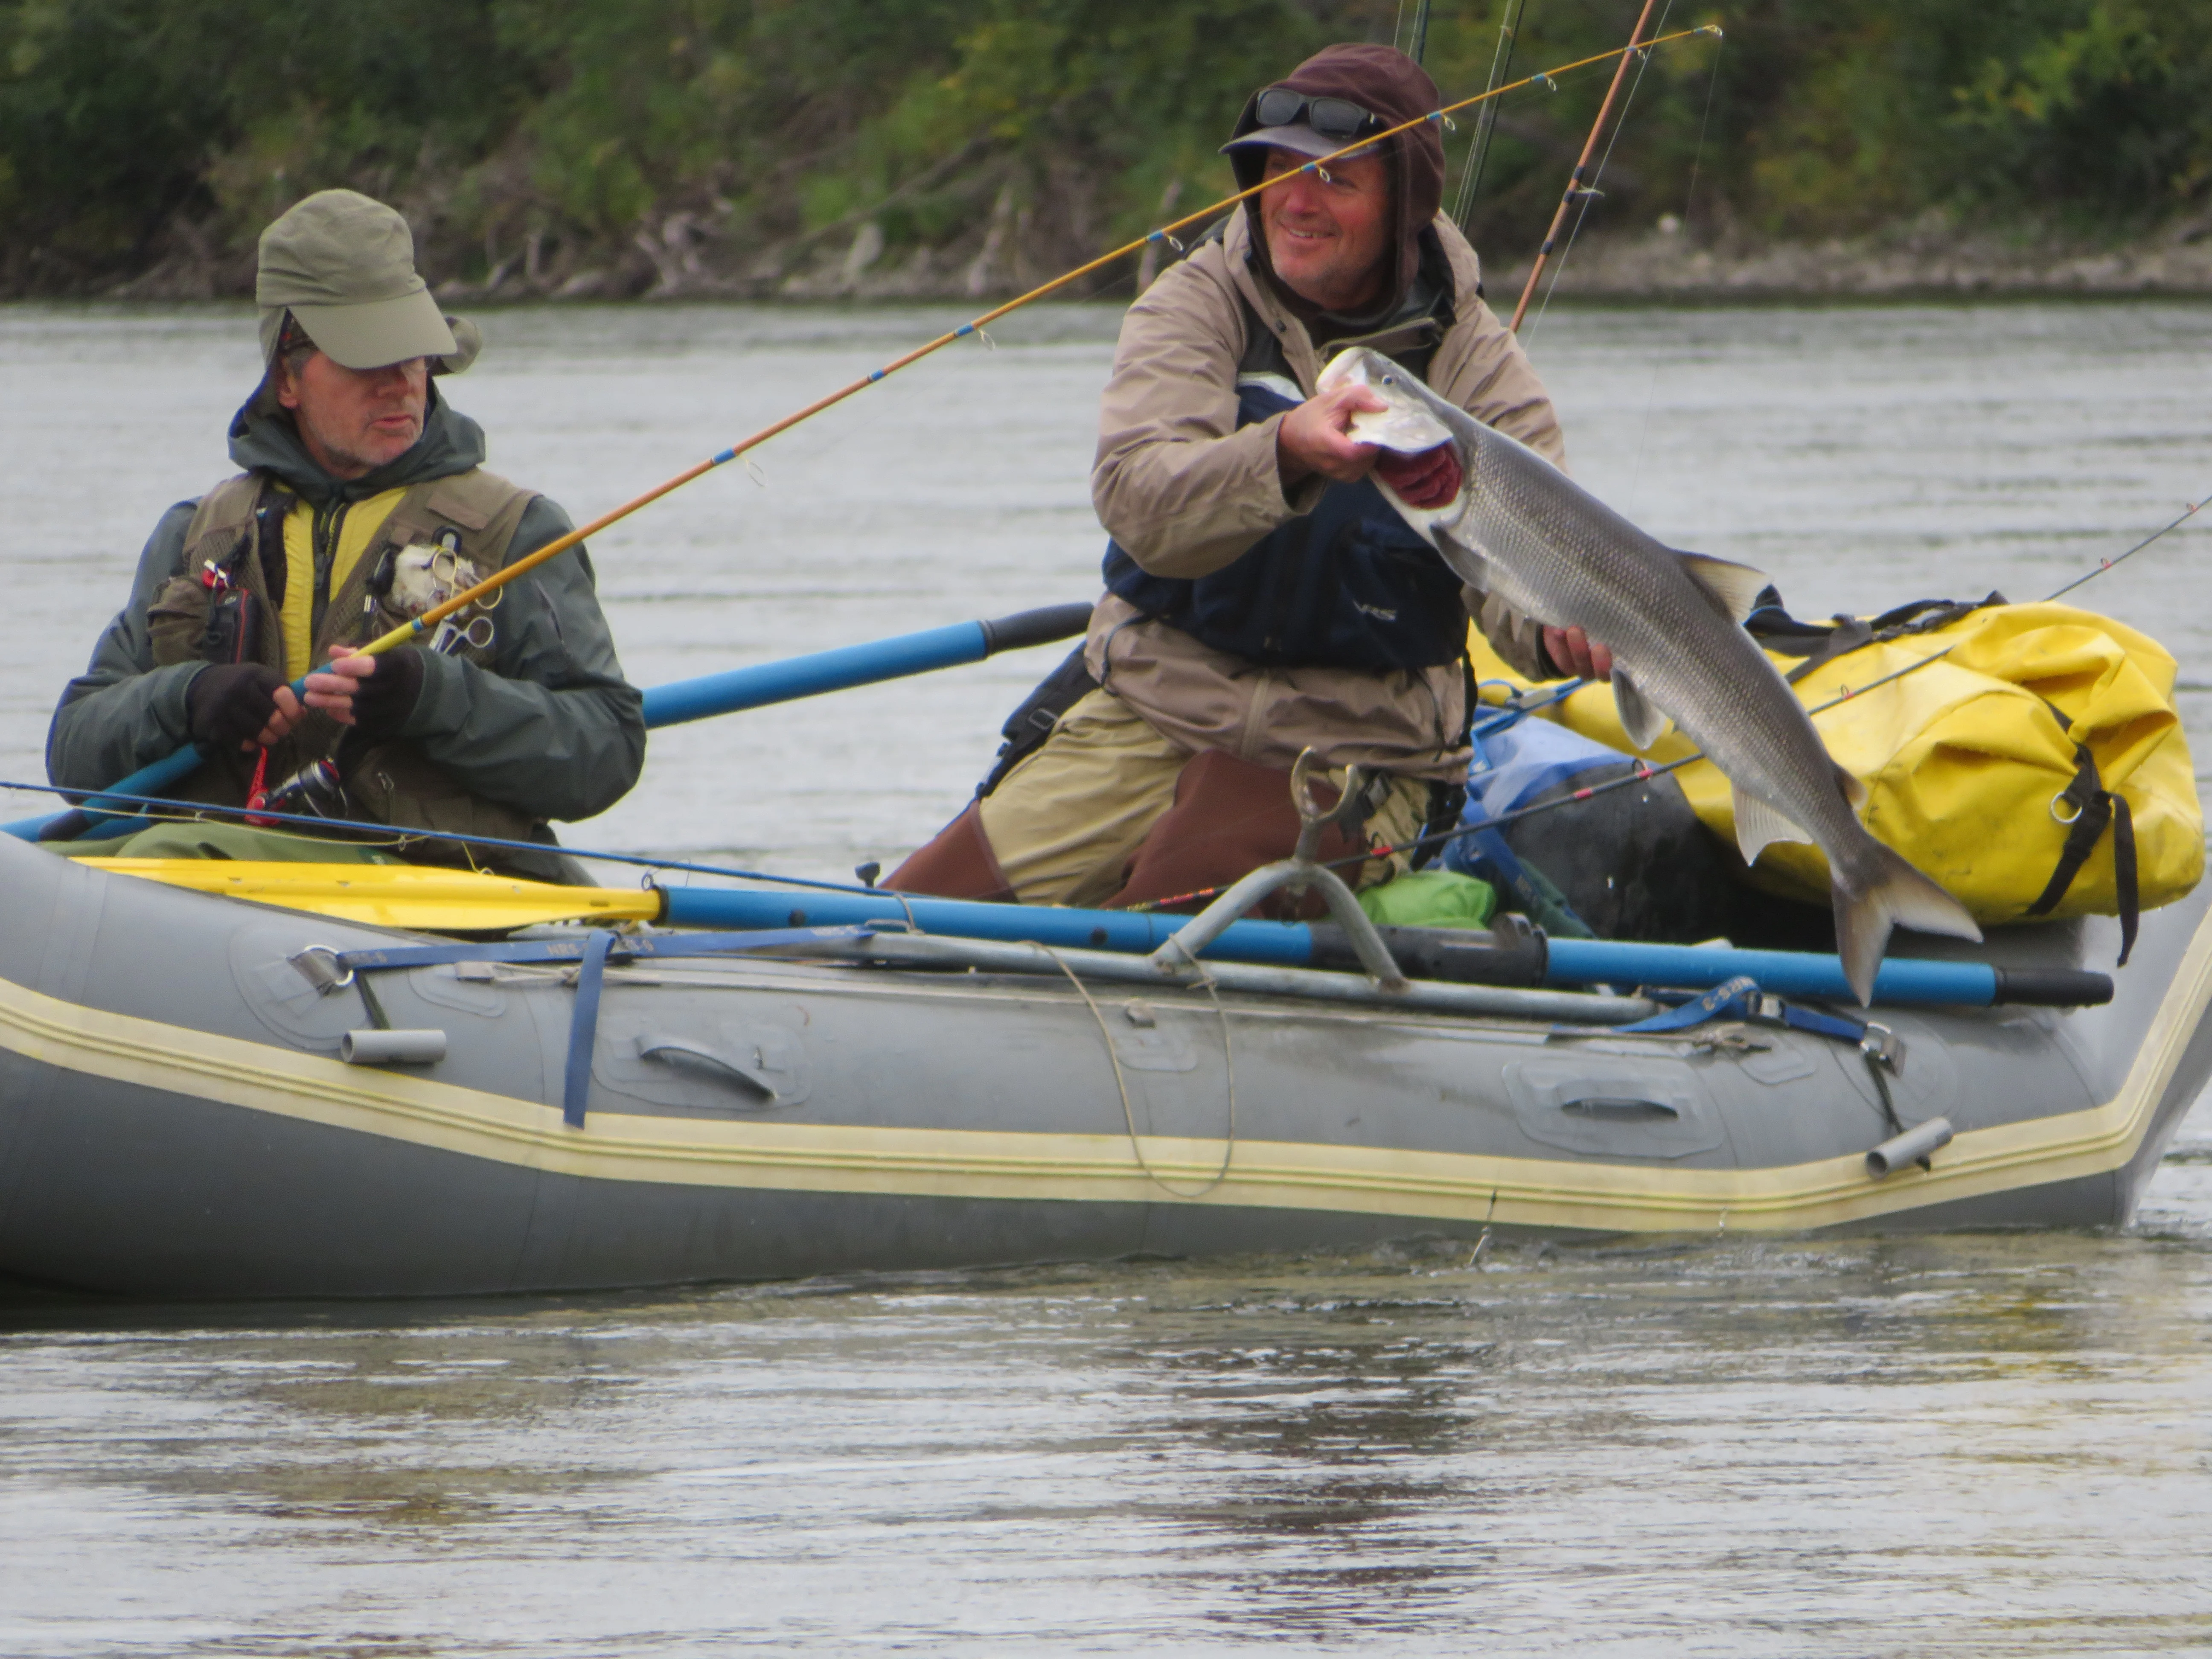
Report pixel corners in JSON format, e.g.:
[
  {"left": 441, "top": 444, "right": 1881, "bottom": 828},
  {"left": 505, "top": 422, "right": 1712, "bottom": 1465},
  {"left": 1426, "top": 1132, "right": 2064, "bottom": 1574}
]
[
  {"left": 2050, "top": 792, "right": 2086, "bottom": 825},
  {"left": 287, "top": 945, "right": 355, "bottom": 995}
]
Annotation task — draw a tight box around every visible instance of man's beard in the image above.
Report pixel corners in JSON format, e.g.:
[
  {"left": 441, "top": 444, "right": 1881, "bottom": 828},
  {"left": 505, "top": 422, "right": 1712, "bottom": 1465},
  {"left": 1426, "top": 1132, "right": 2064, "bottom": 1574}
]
[{"left": 300, "top": 407, "right": 420, "bottom": 477}]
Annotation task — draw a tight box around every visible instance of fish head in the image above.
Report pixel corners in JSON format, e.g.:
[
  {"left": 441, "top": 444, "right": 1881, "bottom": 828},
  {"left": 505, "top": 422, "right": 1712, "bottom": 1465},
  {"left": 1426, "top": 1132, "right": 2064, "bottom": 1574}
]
[
  {"left": 1319, "top": 346, "right": 1454, "bottom": 453},
  {"left": 1317, "top": 346, "right": 1473, "bottom": 541}
]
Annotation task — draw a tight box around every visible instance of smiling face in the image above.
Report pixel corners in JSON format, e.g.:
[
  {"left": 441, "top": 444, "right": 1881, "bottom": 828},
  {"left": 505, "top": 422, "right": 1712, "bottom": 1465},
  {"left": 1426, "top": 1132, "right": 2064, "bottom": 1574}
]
[
  {"left": 1257, "top": 146, "right": 1394, "bottom": 313},
  {"left": 276, "top": 350, "right": 429, "bottom": 479}
]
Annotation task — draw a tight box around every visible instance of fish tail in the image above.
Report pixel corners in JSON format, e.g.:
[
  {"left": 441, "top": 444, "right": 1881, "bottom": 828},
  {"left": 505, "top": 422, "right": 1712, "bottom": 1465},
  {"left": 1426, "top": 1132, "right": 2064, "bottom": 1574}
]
[{"left": 1833, "top": 843, "right": 1983, "bottom": 1007}]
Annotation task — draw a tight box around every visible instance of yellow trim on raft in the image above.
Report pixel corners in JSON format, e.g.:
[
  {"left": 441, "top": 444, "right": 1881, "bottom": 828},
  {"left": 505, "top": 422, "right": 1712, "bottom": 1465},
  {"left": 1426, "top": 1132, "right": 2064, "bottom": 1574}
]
[
  {"left": 3, "top": 905, "right": 2208, "bottom": 1234},
  {"left": 75, "top": 860, "right": 660, "bottom": 930}
]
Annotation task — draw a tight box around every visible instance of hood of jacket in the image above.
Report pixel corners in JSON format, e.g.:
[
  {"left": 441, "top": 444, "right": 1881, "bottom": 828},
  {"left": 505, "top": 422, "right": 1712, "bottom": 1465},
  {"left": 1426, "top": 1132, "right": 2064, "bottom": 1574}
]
[
  {"left": 1226, "top": 42, "right": 1447, "bottom": 322},
  {"left": 226, "top": 382, "right": 487, "bottom": 506}
]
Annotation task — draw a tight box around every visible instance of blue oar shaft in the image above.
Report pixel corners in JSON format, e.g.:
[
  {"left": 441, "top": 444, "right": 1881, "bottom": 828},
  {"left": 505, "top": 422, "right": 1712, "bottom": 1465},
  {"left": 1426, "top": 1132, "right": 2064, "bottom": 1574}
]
[
  {"left": 0, "top": 743, "right": 211, "bottom": 841},
  {"left": 7, "top": 603, "right": 1094, "bottom": 842},
  {"left": 641, "top": 622, "right": 985, "bottom": 728},
  {"left": 643, "top": 601, "right": 1092, "bottom": 728}
]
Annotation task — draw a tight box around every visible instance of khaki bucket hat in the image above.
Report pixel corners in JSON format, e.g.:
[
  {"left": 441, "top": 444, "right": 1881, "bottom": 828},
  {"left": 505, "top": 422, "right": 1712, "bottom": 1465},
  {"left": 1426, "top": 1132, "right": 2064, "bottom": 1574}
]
[{"left": 256, "top": 189, "right": 477, "bottom": 373}]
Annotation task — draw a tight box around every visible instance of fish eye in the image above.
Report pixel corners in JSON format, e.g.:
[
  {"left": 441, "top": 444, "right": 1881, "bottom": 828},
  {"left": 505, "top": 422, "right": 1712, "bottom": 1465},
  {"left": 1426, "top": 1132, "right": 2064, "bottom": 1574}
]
[{"left": 1382, "top": 375, "right": 1395, "bottom": 385}]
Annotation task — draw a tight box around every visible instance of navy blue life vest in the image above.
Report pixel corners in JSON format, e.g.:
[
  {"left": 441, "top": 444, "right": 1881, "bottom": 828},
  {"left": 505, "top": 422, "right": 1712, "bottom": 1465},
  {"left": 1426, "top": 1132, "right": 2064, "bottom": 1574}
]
[{"left": 1101, "top": 370, "right": 1469, "bottom": 673}]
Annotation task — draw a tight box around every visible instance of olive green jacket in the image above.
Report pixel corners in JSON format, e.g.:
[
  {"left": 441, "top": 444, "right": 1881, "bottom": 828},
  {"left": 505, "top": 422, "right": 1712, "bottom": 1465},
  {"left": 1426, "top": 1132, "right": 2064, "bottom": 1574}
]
[{"left": 47, "top": 390, "right": 645, "bottom": 830}]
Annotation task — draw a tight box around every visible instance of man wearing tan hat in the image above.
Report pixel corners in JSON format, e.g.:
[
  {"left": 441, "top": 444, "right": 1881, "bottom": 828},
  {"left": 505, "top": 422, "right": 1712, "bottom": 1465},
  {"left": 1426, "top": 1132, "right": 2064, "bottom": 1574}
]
[{"left": 46, "top": 190, "right": 643, "bottom": 876}]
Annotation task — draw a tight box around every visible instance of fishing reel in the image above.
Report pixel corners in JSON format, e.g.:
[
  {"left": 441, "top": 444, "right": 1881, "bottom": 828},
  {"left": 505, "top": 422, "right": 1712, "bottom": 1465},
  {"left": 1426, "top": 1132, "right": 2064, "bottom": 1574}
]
[{"left": 258, "top": 759, "right": 348, "bottom": 821}]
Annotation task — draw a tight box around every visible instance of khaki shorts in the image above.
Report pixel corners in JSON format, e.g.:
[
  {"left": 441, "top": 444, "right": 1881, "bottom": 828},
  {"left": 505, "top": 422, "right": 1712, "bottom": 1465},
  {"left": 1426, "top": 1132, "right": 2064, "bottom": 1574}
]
[{"left": 975, "top": 689, "right": 1431, "bottom": 908}]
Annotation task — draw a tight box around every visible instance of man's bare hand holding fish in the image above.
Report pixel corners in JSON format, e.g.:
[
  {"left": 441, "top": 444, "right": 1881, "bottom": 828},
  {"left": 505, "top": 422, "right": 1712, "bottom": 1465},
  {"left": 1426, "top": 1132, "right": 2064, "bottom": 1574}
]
[{"left": 1319, "top": 344, "right": 1983, "bottom": 1005}]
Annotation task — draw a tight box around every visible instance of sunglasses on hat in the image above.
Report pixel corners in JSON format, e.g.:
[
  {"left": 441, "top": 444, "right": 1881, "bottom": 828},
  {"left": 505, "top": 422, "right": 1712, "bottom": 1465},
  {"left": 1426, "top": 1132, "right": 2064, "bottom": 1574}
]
[{"left": 1253, "top": 87, "right": 1385, "bottom": 140}]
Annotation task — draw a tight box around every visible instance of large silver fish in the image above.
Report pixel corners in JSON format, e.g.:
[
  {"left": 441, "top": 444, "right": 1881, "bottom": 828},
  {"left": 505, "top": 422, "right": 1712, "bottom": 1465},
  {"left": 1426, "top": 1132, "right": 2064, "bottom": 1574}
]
[{"left": 1318, "top": 345, "right": 1980, "bottom": 1003}]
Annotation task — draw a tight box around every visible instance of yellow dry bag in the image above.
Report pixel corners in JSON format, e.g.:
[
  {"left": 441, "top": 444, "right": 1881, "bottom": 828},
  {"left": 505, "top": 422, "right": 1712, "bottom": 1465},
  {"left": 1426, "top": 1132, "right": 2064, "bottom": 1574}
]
[{"left": 1468, "top": 600, "right": 2202, "bottom": 935}]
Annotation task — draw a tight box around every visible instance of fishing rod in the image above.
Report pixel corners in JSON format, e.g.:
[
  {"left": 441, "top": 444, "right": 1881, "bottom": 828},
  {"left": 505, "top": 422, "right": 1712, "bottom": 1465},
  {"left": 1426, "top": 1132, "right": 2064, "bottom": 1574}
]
[
  {"left": 12, "top": 601, "right": 1096, "bottom": 842},
  {"left": 0, "top": 774, "right": 891, "bottom": 901},
  {"left": 1509, "top": 0, "right": 1660, "bottom": 332},
  {"left": 329, "top": 25, "right": 1717, "bottom": 660},
  {"left": 1400, "top": 0, "right": 1434, "bottom": 64},
  {"left": 26, "top": 493, "right": 2203, "bottom": 902},
  {"left": 1123, "top": 493, "right": 2212, "bottom": 908},
  {"left": 62, "top": 22, "right": 1723, "bottom": 822},
  {"left": 0, "top": 500, "right": 2189, "bottom": 1010},
  {"left": 1453, "top": 0, "right": 1533, "bottom": 231}
]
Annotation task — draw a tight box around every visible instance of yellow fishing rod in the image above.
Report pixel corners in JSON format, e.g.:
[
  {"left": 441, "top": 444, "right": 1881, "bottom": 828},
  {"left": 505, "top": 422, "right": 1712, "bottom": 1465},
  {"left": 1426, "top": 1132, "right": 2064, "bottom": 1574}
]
[
  {"left": 55, "top": 26, "right": 1720, "bottom": 834},
  {"left": 356, "top": 23, "right": 1724, "bottom": 659}
]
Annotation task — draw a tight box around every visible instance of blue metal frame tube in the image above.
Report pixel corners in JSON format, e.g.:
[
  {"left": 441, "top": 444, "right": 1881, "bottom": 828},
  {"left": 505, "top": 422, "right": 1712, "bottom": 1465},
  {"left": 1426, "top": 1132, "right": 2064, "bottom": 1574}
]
[
  {"left": 661, "top": 886, "right": 2005, "bottom": 1004},
  {"left": 658, "top": 885, "right": 1319, "bottom": 966}
]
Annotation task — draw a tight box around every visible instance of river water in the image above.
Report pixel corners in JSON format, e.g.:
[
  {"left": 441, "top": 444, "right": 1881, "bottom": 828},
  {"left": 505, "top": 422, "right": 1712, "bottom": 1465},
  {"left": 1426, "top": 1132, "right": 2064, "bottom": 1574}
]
[{"left": 3, "top": 299, "right": 2210, "bottom": 1653}]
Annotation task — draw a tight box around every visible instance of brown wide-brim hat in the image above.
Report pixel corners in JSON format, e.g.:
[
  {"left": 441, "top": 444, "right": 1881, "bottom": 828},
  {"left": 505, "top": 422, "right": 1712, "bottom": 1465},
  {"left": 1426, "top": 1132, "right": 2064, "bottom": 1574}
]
[
  {"left": 1221, "top": 44, "right": 1448, "bottom": 310},
  {"left": 256, "top": 189, "right": 477, "bottom": 374}
]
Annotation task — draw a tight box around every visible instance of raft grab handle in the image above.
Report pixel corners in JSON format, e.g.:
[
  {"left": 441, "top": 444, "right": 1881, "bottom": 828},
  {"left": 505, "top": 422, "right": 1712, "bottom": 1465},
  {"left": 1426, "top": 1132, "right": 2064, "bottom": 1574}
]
[{"left": 636, "top": 1033, "right": 781, "bottom": 1103}]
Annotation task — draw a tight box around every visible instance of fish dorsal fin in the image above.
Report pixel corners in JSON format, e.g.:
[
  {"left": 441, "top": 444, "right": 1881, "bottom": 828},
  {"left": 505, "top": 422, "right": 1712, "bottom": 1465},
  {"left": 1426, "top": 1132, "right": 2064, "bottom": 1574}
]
[
  {"left": 1835, "top": 761, "right": 1869, "bottom": 812},
  {"left": 1610, "top": 666, "right": 1669, "bottom": 751},
  {"left": 1732, "top": 783, "right": 1812, "bottom": 865},
  {"left": 1676, "top": 550, "right": 1772, "bottom": 624}
]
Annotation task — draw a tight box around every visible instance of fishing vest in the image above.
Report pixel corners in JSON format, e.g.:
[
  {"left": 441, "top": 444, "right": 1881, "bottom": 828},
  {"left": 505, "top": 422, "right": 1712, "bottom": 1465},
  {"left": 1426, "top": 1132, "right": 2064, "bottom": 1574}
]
[
  {"left": 147, "top": 467, "right": 542, "bottom": 859},
  {"left": 1100, "top": 304, "right": 1470, "bottom": 675}
]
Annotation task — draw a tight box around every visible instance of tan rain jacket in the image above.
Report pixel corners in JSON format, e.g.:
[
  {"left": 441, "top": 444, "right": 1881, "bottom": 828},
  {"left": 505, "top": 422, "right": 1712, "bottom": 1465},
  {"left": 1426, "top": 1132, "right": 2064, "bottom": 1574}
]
[{"left": 1085, "top": 207, "right": 1564, "bottom": 779}]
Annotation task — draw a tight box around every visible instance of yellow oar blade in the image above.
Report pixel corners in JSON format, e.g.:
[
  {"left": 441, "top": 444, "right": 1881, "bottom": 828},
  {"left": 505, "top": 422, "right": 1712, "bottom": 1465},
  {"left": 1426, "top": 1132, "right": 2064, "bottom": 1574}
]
[{"left": 77, "top": 859, "right": 660, "bottom": 931}]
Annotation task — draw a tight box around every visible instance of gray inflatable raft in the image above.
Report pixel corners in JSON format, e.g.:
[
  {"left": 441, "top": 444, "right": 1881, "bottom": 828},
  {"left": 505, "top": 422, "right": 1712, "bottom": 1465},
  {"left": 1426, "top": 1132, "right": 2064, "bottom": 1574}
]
[{"left": 1, "top": 827, "right": 2207, "bottom": 1299}]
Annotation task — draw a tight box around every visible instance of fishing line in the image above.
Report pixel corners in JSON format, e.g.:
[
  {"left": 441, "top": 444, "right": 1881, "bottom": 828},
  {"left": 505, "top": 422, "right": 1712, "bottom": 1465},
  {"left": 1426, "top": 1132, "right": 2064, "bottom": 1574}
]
[
  {"left": 1624, "top": 29, "right": 1723, "bottom": 515},
  {"left": 31, "top": 28, "right": 1722, "bottom": 848},
  {"left": 1405, "top": 0, "right": 1434, "bottom": 66},
  {"left": 18, "top": 492, "right": 2190, "bottom": 915},
  {"left": 1525, "top": 0, "right": 1674, "bottom": 343},
  {"left": 1680, "top": 25, "right": 1724, "bottom": 235},
  {"left": 0, "top": 779, "right": 895, "bottom": 901},
  {"left": 8, "top": 498, "right": 2197, "bottom": 928},
  {"left": 1508, "top": 3, "right": 1675, "bottom": 331},
  {"left": 262, "top": 27, "right": 1726, "bottom": 675}
]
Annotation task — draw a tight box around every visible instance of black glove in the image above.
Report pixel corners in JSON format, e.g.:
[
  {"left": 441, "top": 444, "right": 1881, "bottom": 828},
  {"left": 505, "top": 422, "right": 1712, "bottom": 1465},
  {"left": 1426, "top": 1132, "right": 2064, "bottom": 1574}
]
[
  {"left": 186, "top": 663, "right": 286, "bottom": 750},
  {"left": 345, "top": 646, "right": 426, "bottom": 742}
]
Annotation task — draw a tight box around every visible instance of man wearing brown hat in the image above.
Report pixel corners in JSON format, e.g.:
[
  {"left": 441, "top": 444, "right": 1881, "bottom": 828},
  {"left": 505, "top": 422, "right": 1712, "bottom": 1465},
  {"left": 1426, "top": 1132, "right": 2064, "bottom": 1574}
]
[
  {"left": 891, "top": 44, "right": 1601, "bottom": 911},
  {"left": 46, "top": 189, "right": 643, "bottom": 875}
]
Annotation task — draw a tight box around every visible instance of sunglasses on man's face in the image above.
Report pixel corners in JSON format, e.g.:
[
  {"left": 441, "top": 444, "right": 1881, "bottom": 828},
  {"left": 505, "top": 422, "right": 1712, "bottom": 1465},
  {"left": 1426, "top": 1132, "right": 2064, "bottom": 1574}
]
[{"left": 1253, "top": 88, "right": 1384, "bottom": 140}]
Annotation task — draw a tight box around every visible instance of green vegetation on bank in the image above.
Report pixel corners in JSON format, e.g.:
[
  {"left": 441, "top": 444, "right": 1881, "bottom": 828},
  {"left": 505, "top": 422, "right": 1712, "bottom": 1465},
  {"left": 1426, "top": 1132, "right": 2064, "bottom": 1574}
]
[{"left": 0, "top": 0, "right": 2204, "bottom": 299}]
